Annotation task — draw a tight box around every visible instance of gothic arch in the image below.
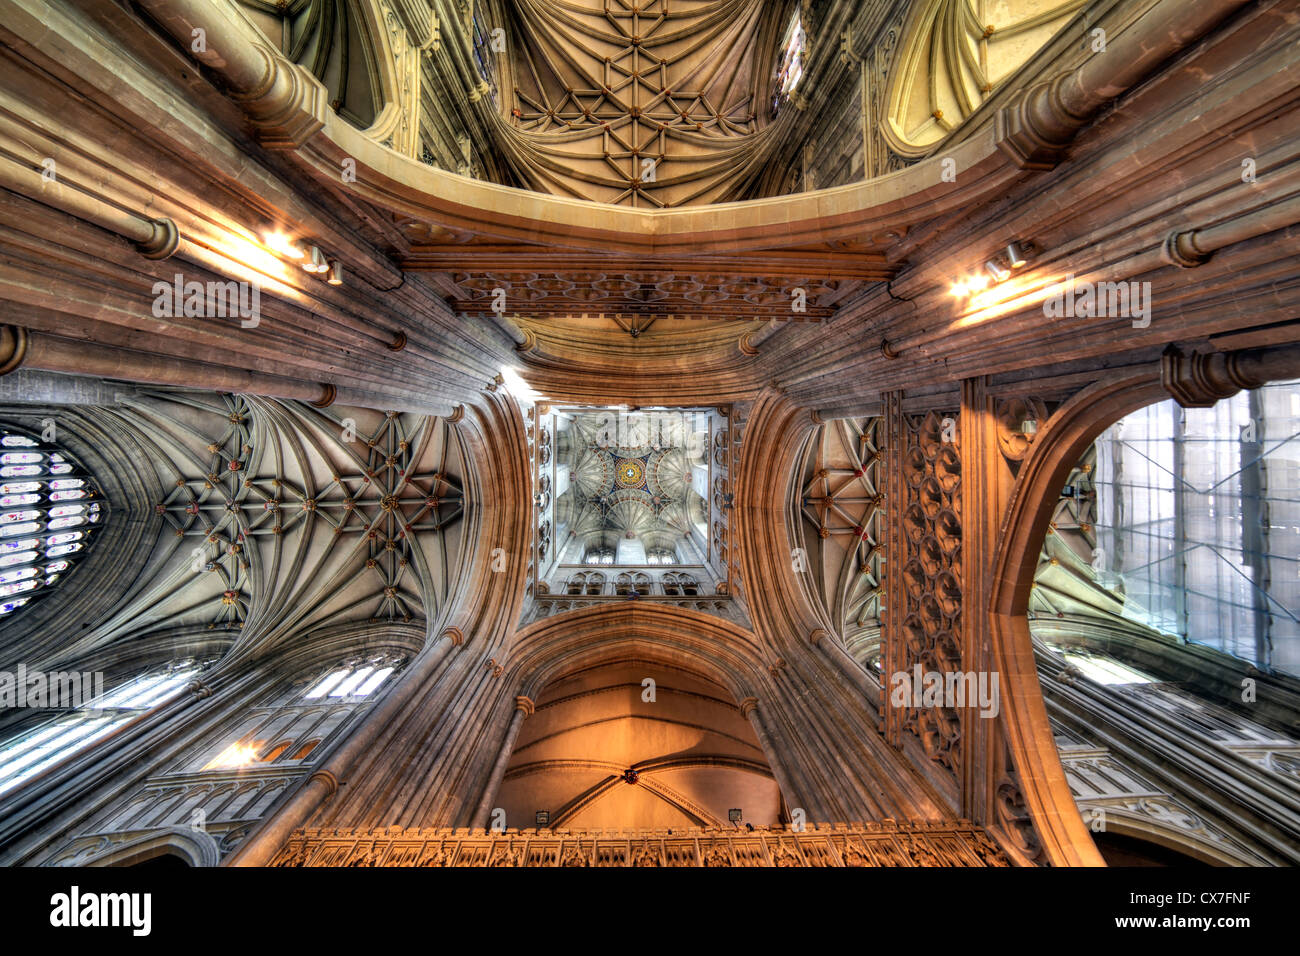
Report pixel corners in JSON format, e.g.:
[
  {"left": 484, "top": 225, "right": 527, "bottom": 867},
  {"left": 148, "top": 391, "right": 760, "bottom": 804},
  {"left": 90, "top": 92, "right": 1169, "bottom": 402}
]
[
  {"left": 1089, "top": 812, "right": 1258, "bottom": 867},
  {"left": 52, "top": 827, "right": 220, "bottom": 868},
  {"left": 511, "top": 603, "right": 767, "bottom": 706},
  {"left": 989, "top": 368, "right": 1177, "bottom": 866},
  {"left": 735, "top": 392, "right": 839, "bottom": 653},
  {"left": 0, "top": 405, "right": 168, "bottom": 669},
  {"left": 881, "top": 0, "right": 1088, "bottom": 158},
  {"left": 482, "top": 603, "right": 788, "bottom": 829},
  {"left": 230, "top": 0, "right": 431, "bottom": 155}
]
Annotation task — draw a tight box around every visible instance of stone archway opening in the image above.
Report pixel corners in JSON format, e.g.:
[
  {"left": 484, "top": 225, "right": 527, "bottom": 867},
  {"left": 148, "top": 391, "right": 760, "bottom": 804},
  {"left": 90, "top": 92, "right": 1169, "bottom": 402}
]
[{"left": 495, "top": 659, "right": 781, "bottom": 830}]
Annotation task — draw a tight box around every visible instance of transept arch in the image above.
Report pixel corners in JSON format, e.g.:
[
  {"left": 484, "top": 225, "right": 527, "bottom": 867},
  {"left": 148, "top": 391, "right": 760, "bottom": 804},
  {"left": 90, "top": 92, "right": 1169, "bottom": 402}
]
[
  {"left": 2, "top": 0, "right": 1297, "bottom": 876},
  {"left": 990, "top": 347, "right": 1300, "bottom": 866},
  {"left": 496, "top": 657, "right": 782, "bottom": 831}
]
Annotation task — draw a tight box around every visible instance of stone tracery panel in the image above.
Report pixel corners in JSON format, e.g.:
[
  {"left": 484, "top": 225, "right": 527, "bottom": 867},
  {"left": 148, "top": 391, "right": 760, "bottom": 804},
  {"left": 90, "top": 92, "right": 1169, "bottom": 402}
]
[{"left": 885, "top": 404, "right": 963, "bottom": 780}]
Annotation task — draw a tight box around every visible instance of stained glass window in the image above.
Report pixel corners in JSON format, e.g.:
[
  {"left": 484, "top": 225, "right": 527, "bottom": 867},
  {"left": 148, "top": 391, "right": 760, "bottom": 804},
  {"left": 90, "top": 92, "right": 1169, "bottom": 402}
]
[
  {"left": 472, "top": 5, "right": 500, "bottom": 107},
  {"left": 302, "top": 657, "right": 401, "bottom": 700},
  {"left": 0, "top": 427, "right": 104, "bottom": 618}
]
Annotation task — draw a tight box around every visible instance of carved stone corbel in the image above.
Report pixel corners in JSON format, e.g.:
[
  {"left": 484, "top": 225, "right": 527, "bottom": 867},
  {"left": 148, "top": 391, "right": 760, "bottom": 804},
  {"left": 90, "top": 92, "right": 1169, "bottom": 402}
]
[
  {"left": 229, "top": 45, "right": 330, "bottom": 149},
  {"left": 1160, "top": 345, "right": 1265, "bottom": 408},
  {"left": 310, "top": 769, "right": 340, "bottom": 799},
  {"left": 137, "top": 217, "right": 180, "bottom": 260},
  {"left": 995, "top": 72, "right": 1090, "bottom": 169},
  {"left": 1162, "top": 229, "right": 1213, "bottom": 268},
  {"left": 136, "top": 0, "right": 328, "bottom": 149}
]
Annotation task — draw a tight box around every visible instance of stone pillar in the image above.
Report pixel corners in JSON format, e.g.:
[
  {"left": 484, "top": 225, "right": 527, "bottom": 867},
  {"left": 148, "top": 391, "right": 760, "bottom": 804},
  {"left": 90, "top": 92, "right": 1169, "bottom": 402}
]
[
  {"left": 474, "top": 696, "right": 534, "bottom": 829},
  {"left": 958, "top": 376, "right": 1007, "bottom": 824},
  {"left": 739, "top": 696, "right": 802, "bottom": 823},
  {"left": 880, "top": 390, "right": 907, "bottom": 748}
]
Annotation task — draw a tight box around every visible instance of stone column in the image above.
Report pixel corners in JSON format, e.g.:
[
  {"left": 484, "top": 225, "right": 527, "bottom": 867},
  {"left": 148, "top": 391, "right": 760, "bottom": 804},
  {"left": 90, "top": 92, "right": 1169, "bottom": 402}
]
[
  {"left": 474, "top": 696, "right": 534, "bottom": 829},
  {"left": 739, "top": 696, "right": 802, "bottom": 823}
]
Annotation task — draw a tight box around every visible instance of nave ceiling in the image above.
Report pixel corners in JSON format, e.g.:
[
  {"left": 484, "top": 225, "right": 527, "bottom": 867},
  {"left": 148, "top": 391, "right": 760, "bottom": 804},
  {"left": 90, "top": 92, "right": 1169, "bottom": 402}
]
[{"left": 0, "top": 387, "right": 468, "bottom": 677}]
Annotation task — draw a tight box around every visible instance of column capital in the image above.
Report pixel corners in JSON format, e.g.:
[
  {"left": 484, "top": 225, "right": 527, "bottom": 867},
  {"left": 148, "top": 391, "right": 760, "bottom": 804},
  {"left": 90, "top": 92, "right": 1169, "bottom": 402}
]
[
  {"left": 1161, "top": 346, "right": 1258, "bottom": 408},
  {"left": 309, "top": 769, "right": 340, "bottom": 798}
]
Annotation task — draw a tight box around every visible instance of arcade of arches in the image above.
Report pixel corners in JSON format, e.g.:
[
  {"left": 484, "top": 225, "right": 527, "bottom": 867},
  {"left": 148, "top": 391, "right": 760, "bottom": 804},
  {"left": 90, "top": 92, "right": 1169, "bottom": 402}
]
[{"left": 0, "top": 0, "right": 1298, "bottom": 868}]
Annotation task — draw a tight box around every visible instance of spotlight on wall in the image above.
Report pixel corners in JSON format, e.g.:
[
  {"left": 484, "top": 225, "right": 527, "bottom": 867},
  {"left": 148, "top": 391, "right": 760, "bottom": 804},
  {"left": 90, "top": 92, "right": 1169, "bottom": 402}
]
[
  {"left": 951, "top": 240, "right": 1037, "bottom": 299},
  {"left": 303, "top": 245, "right": 329, "bottom": 274},
  {"left": 985, "top": 259, "right": 1011, "bottom": 283},
  {"left": 535, "top": 810, "right": 550, "bottom": 826},
  {"left": 728, "top": 808, "right": 743, "bottom": 823},
  {"left": 326, "top": 260, "right": 343, "bottom": 285},
  {"left": 265, "top": 231, "right": 304, "bottom": 260}
]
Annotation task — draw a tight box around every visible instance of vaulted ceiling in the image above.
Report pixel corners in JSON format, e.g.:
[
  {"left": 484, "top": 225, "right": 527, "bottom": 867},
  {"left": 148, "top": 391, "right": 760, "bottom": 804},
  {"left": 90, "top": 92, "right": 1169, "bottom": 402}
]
[
  {"left": 496, "top": 661, "right": 781, "bottom": 829},
  {"left": 554, "top": 410, "right": 708, "bottom": 556},
  {"left": 497, "top": 0, "right": 789, "bottom": 207},
  {"left": 0, "top": 389, "right": 468, "bottom": 674}
]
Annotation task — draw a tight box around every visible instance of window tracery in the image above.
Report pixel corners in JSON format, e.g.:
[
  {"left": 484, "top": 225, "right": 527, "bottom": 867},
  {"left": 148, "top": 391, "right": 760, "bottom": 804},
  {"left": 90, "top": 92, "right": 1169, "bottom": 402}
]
[
  {"left": 1034, "top": 380, "right": 1300, "bottom": 677},
  {"left": 203, "top": 652, "right": 406, "bottom": 771},
  {"left": 614, "top": 572, "right": 650, "bottom": 595},
  {"left": 661, "top": 572, "right": 699, "bottom": 596},
  {"left": 0, "top": 428, "right": 104, "bottom": 618},
  {"left": 566, "top": 571, "right": 607, "bottom": 596}
]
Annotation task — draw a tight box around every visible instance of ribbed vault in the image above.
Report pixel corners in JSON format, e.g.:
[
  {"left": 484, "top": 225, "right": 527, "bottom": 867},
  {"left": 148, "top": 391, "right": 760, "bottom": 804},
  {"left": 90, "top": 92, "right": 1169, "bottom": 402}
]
[
  {"left": 497, "top": 660, "right": 780, "bottom": 828},
  {"left": 494, "top": 0, "right": 796, "bottom": 206},
  {"left": 0, "top": 388, "right": 470, "bottom": 675}
]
